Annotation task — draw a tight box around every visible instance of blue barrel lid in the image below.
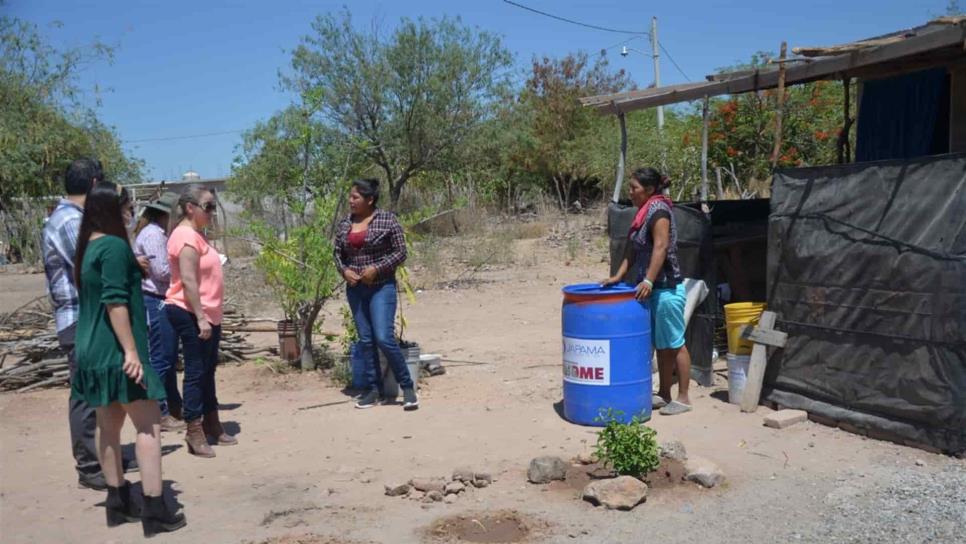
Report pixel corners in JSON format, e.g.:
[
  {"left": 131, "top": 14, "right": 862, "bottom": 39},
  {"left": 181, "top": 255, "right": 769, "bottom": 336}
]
[{"left": 562, "top": 283, "right": 636, "bottom": 296}]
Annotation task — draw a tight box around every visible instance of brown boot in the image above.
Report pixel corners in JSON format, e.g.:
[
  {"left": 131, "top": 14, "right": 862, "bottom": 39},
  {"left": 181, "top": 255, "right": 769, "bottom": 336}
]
[
  {"left": 160, "top": 415, "right": 186, "bottom": 433},
  {"left": 184, "top": 419, "right": 215, "bottom": 458},
  {"left": 202, "top": 410, "right": 237, "bottom": 446}
]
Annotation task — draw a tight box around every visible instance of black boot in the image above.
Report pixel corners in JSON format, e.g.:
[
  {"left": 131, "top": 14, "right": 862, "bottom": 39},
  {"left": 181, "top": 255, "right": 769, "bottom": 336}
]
[
  {"left": 141, "top": 494, "right": 186, "bottom": 538},
  {"left": 105, "top": 481, "right": 140, "bottom": 527}
]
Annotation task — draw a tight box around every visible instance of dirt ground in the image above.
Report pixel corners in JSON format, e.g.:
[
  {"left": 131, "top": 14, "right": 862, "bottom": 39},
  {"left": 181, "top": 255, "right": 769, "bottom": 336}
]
[{"left": 0, "top": 215, "right": 960, "bottom": 544}]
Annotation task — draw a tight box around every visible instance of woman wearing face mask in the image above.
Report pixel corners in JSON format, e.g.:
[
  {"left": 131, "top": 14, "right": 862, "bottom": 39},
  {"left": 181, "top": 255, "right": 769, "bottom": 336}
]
[
  {"left": 603, "top": 167, "right": 693, "bottom": 416},
  {"left": 71, "top": 181, "right": 186, "bottom": 536},
  {"left": 163, "top": 186, "right": 235, "bottom": 457},
  {"left": 134, "top": 192, "right": 183, "bottom": 432}
]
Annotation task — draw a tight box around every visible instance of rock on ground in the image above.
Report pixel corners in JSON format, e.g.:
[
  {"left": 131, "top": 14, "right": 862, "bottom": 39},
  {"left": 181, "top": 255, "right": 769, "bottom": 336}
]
[
  {"left": 443, "top": 493, "right": 457, "bottom": 504},
  {"left": 528, "top": 456, "right": 568, "bottom": 484},
  {"left": 384, "top": 482, "right": 411, "bottom": 497},
  {"left": 763, "top": 409, "right": 809, "bottom": 429},
  {"left": 685, "top": 455, "right": 725, "bottom": 488},
  {"left": 575, "top": 452, "right": 598, "bottom": 465},
  {"left": 410, "top": 478, "right": 446, "bottom": 493},
  {"left": 583, "top": 476, "right": 649, "bottom": 510},
  {"left": 452, "top": 468, "right": 475, "bottom": 483},
  {"left": 660, "top": 440, "right": 688, "bottom": 462},
  {"left": 444, "top": 481, "right": 465, "bottom": 495}
]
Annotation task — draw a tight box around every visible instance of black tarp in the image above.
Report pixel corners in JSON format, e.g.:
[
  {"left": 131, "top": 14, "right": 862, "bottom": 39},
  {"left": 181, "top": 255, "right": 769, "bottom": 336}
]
[
  {"left": 607, "top": 201, "right": 715, "bottom": 385},
  {"left": 766, "top": 154, "right": 966, "bottom": 454},
  {"left": 855, "top": 68, "right": 949, "bottom": 162}
]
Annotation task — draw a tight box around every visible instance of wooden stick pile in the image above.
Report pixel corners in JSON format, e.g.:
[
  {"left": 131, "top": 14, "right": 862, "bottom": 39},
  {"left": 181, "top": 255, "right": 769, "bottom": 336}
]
[
  {"left": 0, "top": 297, "right": 67, "bottom": 392},
  {"left": 0, "top": 298, "right": 273, "bottom": 392}
]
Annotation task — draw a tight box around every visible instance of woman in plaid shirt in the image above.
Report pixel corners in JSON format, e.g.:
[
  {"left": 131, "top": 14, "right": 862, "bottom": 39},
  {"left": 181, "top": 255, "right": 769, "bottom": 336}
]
[{"left": 334, "top": 179, "right": 418, "bottom": 410}]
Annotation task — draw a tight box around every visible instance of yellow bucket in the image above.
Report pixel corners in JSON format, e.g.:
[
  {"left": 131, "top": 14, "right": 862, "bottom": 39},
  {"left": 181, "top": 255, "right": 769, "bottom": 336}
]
[{"left": 724, "top": 302, "right": 767, "bottom": 355}]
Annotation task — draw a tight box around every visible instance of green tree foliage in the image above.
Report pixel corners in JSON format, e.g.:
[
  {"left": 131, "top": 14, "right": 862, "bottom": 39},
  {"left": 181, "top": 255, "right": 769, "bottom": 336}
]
[
  {"left": 0, "top": 13, "right": 143, "bottom": 208},
  {"left": 283, "top": 10, "right": 513, "bottom": 208},
  {"left": 517, "top": 51, "right": 633, "bottom": 208},
  {"left": 0, "top": 11, "right": 142, "bottom": 263},
  {"left": 248, "top": 194, "right": 342, "bottom": 370}
]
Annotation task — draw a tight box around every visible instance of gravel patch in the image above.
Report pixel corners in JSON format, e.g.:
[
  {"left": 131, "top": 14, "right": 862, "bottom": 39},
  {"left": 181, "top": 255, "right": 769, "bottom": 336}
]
[{"left": 797, "top": 461, "right": 966, "bottom": 543}]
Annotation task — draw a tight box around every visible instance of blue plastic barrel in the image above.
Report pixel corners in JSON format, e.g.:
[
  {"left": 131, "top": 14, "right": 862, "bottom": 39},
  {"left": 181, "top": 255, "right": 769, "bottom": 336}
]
[{"left": 561, "top": 283, "right": 652, "bottom": 425}]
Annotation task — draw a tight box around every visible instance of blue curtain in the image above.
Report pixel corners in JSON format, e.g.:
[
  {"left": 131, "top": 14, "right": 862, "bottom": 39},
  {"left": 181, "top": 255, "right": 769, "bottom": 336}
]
[{"left": 855, "top": 68, "right": 948, "bottom": 162}]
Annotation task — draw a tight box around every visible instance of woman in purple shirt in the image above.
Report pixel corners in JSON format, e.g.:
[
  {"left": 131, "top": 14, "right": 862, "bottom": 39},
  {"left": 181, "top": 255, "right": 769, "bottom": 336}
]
[{"left": 134, "top": 192, "right": 184, "bottom": 432}]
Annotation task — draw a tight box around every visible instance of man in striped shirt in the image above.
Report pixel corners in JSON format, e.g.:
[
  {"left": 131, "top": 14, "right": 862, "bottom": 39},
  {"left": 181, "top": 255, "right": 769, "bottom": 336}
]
[{"left": 41, "top": 158, "right": 105, "bottom": 490}]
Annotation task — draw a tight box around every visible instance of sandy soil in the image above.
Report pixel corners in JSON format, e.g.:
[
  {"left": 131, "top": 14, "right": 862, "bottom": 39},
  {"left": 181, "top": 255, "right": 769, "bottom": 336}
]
[{"left": 0, "top": 219, "right": 958, "bottom": 544}]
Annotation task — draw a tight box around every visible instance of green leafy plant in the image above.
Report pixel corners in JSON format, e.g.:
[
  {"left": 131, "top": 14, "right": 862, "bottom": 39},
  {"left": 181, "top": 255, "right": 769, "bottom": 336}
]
[
  {"left": 593, "top": 408, "right": 660, "bottom": 477},
  {"left": 338, "top": 304, "right": 358, "bottom": 356}
]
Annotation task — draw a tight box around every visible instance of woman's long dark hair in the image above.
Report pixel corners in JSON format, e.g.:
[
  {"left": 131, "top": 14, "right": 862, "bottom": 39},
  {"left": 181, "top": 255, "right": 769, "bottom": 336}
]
[{"left": 74, "top": 181, "right": 132, "bottom": 287}]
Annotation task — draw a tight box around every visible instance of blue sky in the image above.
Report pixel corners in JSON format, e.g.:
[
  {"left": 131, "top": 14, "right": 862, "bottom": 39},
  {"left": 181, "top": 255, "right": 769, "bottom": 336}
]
[{"left": 7, "top": 0, "right": 947, "bottom": 181}]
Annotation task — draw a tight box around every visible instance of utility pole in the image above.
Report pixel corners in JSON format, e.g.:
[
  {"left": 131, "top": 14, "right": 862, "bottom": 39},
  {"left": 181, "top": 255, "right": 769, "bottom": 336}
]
[{"left": 651, "top": 16, "right": 663, "bottom": 131}]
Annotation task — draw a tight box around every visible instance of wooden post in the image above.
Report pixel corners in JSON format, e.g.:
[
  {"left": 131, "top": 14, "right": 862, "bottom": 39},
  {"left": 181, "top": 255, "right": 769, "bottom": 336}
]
[
  {"left": 740, "top": 311, "right": 779, "bottom": 413},
  {"left": 770, "top": 42, "right": 788, "bottom": 170},
  {"left": 701, "top": 95, "right": 710, "bottom": 201},
  {"left": 611, "top": 112, "right": 628, "bottom": 203},
  {"left": 838, "top": 77, "right": 852, "bottom": 164}
]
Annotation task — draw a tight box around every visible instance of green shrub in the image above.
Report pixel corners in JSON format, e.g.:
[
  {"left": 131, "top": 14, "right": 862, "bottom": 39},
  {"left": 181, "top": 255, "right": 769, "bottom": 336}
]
[{"left": 593, "top": 409, "right": 660, "bottom": 477}]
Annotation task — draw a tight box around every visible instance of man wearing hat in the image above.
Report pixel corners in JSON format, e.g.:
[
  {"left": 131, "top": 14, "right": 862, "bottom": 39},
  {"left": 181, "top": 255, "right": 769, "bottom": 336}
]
[{"left": 134, "top": 191, "right": 185, "bottom": 431}]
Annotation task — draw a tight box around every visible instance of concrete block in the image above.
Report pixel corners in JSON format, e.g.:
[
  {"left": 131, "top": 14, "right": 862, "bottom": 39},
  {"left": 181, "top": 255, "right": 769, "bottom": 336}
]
[{"left": 763, "top": 409, "right": 808, "bottom": 429}]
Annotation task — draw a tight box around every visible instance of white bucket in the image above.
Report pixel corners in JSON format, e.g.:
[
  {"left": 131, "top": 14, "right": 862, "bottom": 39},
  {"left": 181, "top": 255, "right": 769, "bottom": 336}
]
[
  {"left": 380, "top": 349, "right": 420, "bottom": 398},
  {"left": 727, "top": 354, "right": 751, "bottom": 405}
]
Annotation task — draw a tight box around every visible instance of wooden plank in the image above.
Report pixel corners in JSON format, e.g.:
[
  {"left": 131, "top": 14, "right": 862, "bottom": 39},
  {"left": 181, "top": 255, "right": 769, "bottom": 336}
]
[
  {"left": 740, "top": 311, "right": 777, "bottom": 413},
  {"left": 739, "top": 325, "right": 787, "bottom": 347}
]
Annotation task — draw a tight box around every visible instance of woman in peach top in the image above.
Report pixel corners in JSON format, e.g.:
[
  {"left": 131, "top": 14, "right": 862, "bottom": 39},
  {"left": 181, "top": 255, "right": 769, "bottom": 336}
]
[{"left": 163, "top": 185, "right": 236, "bottom": 458}]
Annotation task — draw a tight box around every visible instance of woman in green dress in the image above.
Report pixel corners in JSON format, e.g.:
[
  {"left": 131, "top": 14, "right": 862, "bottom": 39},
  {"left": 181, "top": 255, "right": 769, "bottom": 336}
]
[{"left": 71, "top": 181, "right": 186, "bottom": 537}]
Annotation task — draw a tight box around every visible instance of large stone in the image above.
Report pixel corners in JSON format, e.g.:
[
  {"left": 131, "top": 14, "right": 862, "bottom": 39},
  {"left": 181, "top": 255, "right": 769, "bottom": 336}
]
[
  {"left": 384, "top": 482, "right": 411, "bottom": 497},
  {"left": 660, "top": 440, "right": 688, "bottom": 462},
  {"left": 685, "top": 456, "right": 725, "bottom": 488},
  {"left": 443, "top": 493, "right": 457, "bottom": 504},
  {"left": 427, "top": 490, "right": 444, "bottom": 502},
  {"left": 582, "top": 476, "right": 649, "bottom": 510},
  {"left": 444, "top": 481, "right": 466, "bottom": 495},
  {"left": 474, "top": 471, "right": 493, "bottom": 484},
  {"left": 528, "top": 456, "right": 568, "bottom": 484},
  {"left": 763, "top": 409, "right": 808, "bottom": 429},
  {"left": 410, "top": 478, "right": 446, "bottom": 493}
]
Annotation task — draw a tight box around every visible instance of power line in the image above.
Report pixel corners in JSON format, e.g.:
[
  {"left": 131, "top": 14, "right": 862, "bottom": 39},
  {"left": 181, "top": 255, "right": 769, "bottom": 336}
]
[
  {"left": 658, "top": 42, "right": 691, "bottom": 81},
  {"left": 124, "top": 129, "right": 244, "bottom": 144},
  {"left": 502, "top": 0, "right": 648, "bottom": 36},
  {"left": 502, "top": 0, "right": 692, "bottom": 82}
]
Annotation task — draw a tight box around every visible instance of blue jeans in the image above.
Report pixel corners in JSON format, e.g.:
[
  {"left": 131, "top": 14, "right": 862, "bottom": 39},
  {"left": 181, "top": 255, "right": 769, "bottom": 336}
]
[
  {"left": 346, "top": 281, "right": 412, "bottom": 392},
  {"left": 144, "top": 293, "right": 181, "bottom": 416},
  {"left": 165, "top": 304, "right": 221, "bottom": 422}
]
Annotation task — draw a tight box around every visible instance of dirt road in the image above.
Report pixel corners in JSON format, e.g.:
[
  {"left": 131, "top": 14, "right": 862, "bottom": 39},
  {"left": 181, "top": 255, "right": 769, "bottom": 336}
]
[{"left": 0, "top": 236, "right": 959, "bottom": 544}]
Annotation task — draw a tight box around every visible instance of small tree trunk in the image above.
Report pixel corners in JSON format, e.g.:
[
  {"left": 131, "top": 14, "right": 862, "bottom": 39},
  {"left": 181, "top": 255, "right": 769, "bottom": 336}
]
[{"left": 299, "top": 304, "right": 322, "bottom": 371}]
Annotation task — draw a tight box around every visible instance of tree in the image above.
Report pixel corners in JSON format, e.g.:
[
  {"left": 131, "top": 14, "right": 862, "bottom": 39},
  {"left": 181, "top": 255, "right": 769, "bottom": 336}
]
[
  {"left": 230, "top": 93, "right": 367, "bottom": 368},
  {"left": 283, "top": 10, "right": 512, "bottom": 208},
  {"left": 0, "top": 11, "right": 142, "bottom": 262},
  {"left": 517, "top": 51, "right": 633, "bottom": 208}
]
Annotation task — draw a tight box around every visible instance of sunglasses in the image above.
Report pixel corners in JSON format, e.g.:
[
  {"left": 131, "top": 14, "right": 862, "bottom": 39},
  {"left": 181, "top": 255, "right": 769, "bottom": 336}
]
[{"left": 193, "top": 201, "right": 217, "bottom": 213}]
